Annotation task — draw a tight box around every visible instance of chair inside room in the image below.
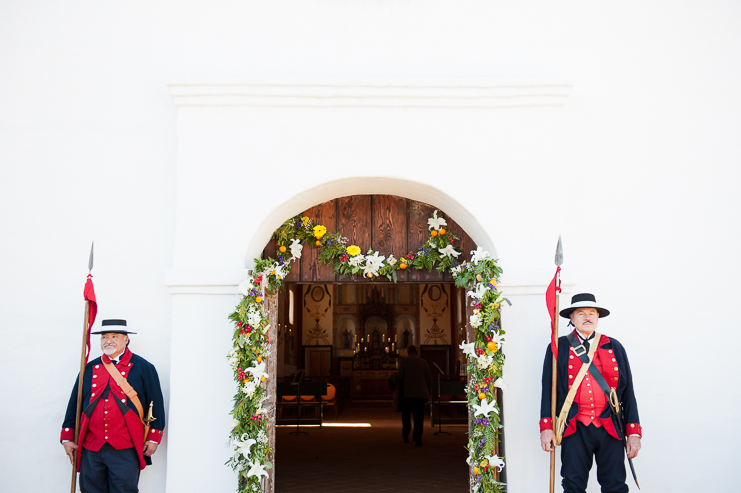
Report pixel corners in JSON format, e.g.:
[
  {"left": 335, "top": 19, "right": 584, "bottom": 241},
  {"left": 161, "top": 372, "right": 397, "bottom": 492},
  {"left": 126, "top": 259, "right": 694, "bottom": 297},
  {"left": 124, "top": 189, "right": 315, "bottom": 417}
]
[{"left": 322, "top": 383, "right": 338, "bottom": 419}]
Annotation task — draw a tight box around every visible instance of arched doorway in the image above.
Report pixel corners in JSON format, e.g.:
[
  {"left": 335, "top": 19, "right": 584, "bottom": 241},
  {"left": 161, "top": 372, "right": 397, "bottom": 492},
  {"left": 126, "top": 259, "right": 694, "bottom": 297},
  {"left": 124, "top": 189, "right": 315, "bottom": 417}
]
[{"left": 255, "top": 195, "right": 502, "bottom": 491}]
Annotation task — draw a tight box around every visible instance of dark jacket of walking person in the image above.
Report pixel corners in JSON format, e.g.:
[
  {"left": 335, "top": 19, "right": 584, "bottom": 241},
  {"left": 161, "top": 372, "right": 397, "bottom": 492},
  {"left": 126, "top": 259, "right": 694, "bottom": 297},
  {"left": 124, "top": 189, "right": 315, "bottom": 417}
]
[{"left": 396, "top": 345, "right": 432, "bottom": 446}]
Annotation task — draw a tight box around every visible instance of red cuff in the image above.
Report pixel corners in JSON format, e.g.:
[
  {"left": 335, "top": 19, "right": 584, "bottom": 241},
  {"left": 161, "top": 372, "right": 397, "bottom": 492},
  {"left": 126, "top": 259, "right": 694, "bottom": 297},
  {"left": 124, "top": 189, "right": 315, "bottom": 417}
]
[
  {"left": 539, "top": 417, "right": 554, "bottom": 432},
  {"left": 626, "top": 423, "right": 642, "bottom": 438},
  {"left": 146, "top": 428, "right": 164, "bottom": 443},
  {"left": 60, "top": 427, "right": 75, "bottom": 442}
]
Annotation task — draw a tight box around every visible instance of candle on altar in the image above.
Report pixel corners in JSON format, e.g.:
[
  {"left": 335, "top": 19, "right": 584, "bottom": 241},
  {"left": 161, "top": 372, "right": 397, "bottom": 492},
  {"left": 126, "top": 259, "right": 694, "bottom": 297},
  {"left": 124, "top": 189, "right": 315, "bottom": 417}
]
[{"left": 392, "top": 343, "right": 395, "bottom": 350}]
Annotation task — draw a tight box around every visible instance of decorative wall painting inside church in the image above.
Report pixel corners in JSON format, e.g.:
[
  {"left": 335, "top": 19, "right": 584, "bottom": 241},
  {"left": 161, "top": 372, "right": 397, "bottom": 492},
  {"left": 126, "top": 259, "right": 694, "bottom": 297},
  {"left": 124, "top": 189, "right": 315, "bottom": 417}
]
[
  {"left": 302, "top": 284, "right": 333, "bottom": 345},
  {"left": 419, "top": 283, "right": 450, "bottom": 345}
]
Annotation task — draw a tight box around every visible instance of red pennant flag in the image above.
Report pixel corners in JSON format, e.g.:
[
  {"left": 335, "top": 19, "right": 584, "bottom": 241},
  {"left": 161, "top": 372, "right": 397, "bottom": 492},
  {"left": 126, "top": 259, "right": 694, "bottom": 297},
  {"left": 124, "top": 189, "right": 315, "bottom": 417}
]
[
  {"left": 545, "top": 267, "right": 561, "bottom": 357},
  {"left": 84, "top": 275, "right": 97, "bottom": 363}
]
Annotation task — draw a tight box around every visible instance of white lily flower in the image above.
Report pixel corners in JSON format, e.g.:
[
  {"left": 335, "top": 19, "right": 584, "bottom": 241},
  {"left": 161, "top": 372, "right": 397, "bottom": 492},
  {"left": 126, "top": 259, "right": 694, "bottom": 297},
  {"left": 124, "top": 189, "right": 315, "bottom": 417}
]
[
  {"left": 427, "top": 210, "right": 447, "bottom": 231},
  {"left": 243, "top": 380, "right": 257, "bottom": 397},
  {"left": 472, "top": 398, "right": 499, "bottom": 417},
  {"left": 246, "top": 361, "right": 268, "bottom": 382},
  {"left": 470, "top": 246, "right": 491, "bottom": 265},
  {"left": 365, "top": 251, "right": 386, "bottom": 268},
  {"left": 229, "top": 416, "right": 240, "bottom": 431},
  {"left": 493, "top": 377, "right": 508, "bottom": 391},
  {"left": 490, "top": 332, "right": 505, "bottom": 348},
  {"left": 246, "top": 460, "right": 269, "bottom": 480},
  {"left": 469, "top": 313, "right": 482, "bottom": 328},
  {"left": 289, "top": 239, "right": 303, "bottom": 260},
  {"left": 438, "top": 244, "right": 461, "bottom": 259},
  {"left": 459, "top": 340, "right": 476, "bottom": 358},
  {"left": 362, "top": 263, "right": 381, "bottom": 277},
  {"left": 237, "top": 280, "right": 252, "bottom": 297},
  {"left": 348, "top": 254, "right": 365, "bottom": 268},
  {"left": 247, "top": 310, "right": 263, "bottom": 327},
  {"left": 387, "top": 255, "right": 397, "bottom": 266},
  {"left": 235, "top": 437, "right": 256, "bottom": 460},
  {"left": 467, "top": 283, "right": 489, "bottom": 300},
  {"left": 485, "top": 454, "right": 505, "bottom": 472},
  {"left": 273, "top": 264, "right": 285, "bottom": 280},
  {"left": 476, "top": 354, "right": 494, "bottom": 370}
]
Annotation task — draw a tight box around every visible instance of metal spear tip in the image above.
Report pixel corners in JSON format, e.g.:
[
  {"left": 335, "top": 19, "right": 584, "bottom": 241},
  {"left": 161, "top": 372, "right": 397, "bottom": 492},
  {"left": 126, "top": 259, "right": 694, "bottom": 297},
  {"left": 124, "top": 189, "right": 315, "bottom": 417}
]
[
  {"left": 88, "top": 241, "right": 94, "bottom": 272},
  {"left": 554, "top": 236, "right": 563, "bottom": 267}
]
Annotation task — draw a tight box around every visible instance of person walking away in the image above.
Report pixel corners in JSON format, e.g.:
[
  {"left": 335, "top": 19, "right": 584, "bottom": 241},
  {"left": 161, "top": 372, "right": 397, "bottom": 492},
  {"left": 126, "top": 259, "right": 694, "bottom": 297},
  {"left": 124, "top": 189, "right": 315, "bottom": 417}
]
[{"left": 397, "top": 345, "right": 432, "bottom": 446}]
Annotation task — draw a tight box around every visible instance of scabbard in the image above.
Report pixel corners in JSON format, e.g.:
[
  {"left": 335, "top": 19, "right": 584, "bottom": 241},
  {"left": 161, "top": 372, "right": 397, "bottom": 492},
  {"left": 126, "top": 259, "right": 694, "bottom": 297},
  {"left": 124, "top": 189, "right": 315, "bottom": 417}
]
[
  {"left": 611, "top": 401, "right": 640, "bottom": 489},
  {"left": 627, "top": 456, "right": 640, "bottom": 489}
]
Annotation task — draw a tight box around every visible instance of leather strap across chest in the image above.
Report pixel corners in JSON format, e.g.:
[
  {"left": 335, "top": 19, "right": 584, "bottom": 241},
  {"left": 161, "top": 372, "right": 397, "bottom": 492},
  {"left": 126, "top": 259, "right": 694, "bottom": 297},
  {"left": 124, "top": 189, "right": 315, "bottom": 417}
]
[
  {"left": 566, "top": 331, "right": 614, "bottom": 400},
  {"left": 102, "top": 361, "right": 145, "bottom": 424},
  {"left": 555, "top": 333, "right": 600, "bottom": 444}
]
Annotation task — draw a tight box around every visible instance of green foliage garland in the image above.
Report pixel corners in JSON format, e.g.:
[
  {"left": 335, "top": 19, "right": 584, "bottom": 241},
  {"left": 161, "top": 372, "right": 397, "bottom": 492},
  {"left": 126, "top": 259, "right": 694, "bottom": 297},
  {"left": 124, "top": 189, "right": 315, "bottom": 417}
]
[{"left": 228, "top": 210, "right": 508, "bottom": 493}]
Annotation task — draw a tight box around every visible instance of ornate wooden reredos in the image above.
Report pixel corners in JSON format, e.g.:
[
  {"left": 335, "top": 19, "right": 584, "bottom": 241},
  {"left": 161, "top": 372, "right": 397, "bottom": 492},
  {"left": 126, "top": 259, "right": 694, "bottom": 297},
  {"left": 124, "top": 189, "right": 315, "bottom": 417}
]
[{"left": 262, "top": 194, "right": 478, "bottom": 283}]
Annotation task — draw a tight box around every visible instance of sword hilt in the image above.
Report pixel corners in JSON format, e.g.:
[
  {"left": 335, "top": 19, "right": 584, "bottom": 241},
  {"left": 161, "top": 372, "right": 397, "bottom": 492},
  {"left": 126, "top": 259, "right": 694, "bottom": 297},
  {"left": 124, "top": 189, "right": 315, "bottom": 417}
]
[{"left": 145, "top": 401, "right": 157, "bottom": 424}]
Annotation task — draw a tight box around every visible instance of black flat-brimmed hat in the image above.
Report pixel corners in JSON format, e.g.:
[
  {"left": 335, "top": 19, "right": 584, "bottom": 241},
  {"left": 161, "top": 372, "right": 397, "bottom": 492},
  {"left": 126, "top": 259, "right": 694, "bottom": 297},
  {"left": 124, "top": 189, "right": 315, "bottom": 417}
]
[
  {"left": 559, "top": 293, "right": 610, "bottom": 319},
  {"left": 91, "top": 319, "right": 137, "bottom": 335}
]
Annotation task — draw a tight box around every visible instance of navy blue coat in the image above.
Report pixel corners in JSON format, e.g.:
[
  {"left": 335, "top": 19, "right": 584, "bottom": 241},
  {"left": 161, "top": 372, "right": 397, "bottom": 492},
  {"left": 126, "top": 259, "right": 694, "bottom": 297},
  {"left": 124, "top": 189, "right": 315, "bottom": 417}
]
[
  {"left": 540, "top": 333, "right": 641, "bottom": 439},
  {"left": 62, "top": 349, "right": 165, "bottom": 470}
]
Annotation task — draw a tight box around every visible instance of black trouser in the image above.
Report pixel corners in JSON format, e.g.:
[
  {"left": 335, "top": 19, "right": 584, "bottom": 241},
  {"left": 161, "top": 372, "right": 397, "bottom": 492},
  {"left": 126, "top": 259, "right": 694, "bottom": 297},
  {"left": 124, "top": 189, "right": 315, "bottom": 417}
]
[
  {"left": 561, "top": 421, "right": 628, "bottom": 493},
  {"left": 80, "top": 443, "right": 140, "bottom": 493},
  {"left": 401, "top": 397, "right": 426, "bottom": 443}
]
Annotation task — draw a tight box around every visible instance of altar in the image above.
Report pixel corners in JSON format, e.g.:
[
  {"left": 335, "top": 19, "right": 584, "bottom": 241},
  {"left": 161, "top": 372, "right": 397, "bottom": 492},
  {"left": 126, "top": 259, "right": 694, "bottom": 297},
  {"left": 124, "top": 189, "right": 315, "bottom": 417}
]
[{"left": 351, "top": 370, "right": 396, "bottom": 400}]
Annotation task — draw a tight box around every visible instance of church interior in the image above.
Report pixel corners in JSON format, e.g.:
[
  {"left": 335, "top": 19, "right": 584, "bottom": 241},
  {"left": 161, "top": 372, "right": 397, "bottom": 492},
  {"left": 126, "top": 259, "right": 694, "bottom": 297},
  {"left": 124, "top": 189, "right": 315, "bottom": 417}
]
[
  {"left": 273, "top": 282, "right": 475, "bottom": 491},
  {"left": 261, "top": 196, "right": 503, "bottom": 489}
]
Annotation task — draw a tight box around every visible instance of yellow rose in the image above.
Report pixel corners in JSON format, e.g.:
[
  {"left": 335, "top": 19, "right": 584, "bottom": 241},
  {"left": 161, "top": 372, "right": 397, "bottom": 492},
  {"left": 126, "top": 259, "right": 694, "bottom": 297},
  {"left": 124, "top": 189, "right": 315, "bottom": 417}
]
[
  {"left": 313, "top": 224, "right": 327, "bottom": 239},
  {"left": 490, "top": 278, "right": 497, "bottom": 286},
  {"left": 476, "top": 274, "right": 483, "bottom": 282},
  {"left": 301, "top": 216, "right": 309, "bottom": 224},
  {"left": 346, "top": 245, "right": 361, "bottom": 257}
]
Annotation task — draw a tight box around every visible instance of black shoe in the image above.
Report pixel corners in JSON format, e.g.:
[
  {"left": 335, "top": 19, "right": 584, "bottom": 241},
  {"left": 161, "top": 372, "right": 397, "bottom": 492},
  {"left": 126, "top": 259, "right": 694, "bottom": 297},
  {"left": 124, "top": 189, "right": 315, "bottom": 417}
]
[{"left": 402, "top": 434, "right": 409, "bottom": 443}]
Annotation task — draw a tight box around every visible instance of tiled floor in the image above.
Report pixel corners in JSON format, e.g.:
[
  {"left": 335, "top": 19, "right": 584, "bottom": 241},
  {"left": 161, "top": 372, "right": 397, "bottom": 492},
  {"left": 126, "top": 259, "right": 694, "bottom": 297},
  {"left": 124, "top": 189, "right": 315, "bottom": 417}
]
[{"left": 275, "top": 405, "right": 469, "bottom": 492}]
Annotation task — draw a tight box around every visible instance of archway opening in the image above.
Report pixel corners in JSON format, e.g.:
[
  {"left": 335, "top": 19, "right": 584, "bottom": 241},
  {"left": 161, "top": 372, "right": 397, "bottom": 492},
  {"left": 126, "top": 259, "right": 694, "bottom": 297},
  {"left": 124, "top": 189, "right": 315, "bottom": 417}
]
[{"left": 259, "top": 195, "right": 502, "bottom": 492}]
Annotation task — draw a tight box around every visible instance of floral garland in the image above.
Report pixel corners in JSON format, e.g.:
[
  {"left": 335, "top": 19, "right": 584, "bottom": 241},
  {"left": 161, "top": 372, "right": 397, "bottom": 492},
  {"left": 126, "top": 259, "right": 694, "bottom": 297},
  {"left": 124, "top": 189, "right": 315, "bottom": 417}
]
[{"left": 228, "top": 210, "right": 509, "bottom": 493}]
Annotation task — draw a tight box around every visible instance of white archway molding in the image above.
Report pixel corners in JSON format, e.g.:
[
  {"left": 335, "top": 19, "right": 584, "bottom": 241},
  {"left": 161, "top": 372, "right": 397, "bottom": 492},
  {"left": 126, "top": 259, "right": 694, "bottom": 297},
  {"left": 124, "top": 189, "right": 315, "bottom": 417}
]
[{"left": 244, "top": 176, "right": 499, "bottom": 268}]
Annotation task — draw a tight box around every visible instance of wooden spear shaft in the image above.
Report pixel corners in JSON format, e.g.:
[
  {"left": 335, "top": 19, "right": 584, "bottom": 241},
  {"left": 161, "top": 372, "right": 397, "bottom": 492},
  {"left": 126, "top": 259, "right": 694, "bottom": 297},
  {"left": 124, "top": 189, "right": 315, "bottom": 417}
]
[
  {"left": 549, "top": 281, "right": 560, "bottom": 493},
  {"left": 70, "top": 300, "right": 90, "bottom": 493}
]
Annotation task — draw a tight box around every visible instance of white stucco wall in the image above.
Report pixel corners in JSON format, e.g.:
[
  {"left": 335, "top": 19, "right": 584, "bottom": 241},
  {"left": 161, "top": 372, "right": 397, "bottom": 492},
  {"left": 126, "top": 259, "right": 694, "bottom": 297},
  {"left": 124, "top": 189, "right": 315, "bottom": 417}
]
[{"left": 1, "top": 2, "right": 740, "bottom": 492}]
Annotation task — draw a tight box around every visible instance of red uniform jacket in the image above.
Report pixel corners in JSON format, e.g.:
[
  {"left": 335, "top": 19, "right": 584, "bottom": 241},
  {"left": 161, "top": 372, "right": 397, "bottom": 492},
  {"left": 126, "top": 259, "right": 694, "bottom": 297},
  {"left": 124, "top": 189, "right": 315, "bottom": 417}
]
[
  {"left": 539, "top": 332, "right": 642, "bottom": 440},
  {"left": 61, "top": 349, "right": 165, "bottom": 471}
]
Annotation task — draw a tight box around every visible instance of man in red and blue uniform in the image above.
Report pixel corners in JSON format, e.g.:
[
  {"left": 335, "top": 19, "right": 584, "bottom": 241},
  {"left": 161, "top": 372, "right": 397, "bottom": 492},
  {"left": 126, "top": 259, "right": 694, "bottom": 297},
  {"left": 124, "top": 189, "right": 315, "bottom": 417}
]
[
  {"left": 540, "top": 294, "right": 642, "bottom": 493},
  {"left": 61, "top": 319, "right": 165, "bottom": 493}
]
